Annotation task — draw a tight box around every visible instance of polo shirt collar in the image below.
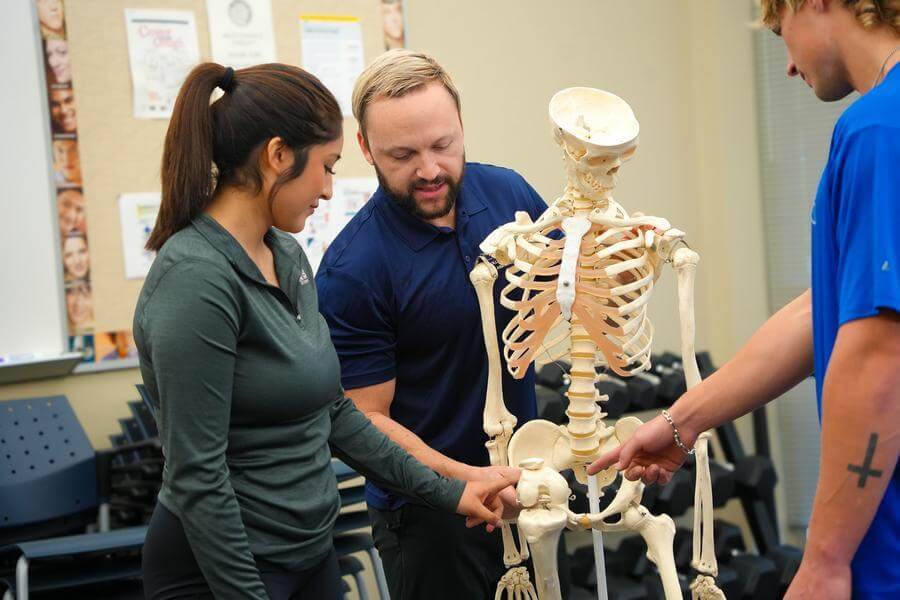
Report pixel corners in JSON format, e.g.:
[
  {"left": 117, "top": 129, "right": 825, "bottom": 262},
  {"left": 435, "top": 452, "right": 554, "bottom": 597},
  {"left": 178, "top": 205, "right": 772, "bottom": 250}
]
[
  {"left": 192, "top": 213, "right": 299, "bottom": 286},
  {"left": 372, "top": 169, "right": 487, "bottom": 252}
]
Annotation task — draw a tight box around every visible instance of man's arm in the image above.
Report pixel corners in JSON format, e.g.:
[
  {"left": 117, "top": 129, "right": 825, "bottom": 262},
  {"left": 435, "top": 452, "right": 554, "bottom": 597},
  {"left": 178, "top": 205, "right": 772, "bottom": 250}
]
[
  {"left": 346, "top": 380, "right": 491, "bottom": 481},
  {"left": 589, "top": 289, "right": 814, "bottom": 481},
  {"left": 785, "top": 311, "right": 900, "bottom": 598},
  {"left": 672, "top": 287, "right": 814, "bottom": 440}
]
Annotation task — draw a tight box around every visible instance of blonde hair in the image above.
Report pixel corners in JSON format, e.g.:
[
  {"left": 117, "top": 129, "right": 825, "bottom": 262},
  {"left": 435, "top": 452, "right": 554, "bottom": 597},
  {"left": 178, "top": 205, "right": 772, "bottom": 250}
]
[
  {"left": 759, "top": 0, "right": 900, "bottom": 34},
  {"left": 351, "top": 49, "right": 461, "bottom": 138}
]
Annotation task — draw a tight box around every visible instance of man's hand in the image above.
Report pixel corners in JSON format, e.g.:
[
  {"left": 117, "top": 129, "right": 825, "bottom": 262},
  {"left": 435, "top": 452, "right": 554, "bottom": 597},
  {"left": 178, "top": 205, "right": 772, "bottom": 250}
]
[
  {"left": 456, "top": 476, "right": 518, "bottom": 530},
  {"left": 586, "top": 415, "right": 693, "bottom": 485},
  {"left": 783, "top": 553, "right": 851, "bottom": 600}
]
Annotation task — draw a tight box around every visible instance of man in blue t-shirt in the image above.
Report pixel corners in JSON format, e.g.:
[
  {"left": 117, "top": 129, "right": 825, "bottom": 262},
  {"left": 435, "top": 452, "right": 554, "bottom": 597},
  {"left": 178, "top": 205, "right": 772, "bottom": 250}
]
[
  {"left": 316, "top": 50, "right": 543, "bottom": 599},
  {"left": 589, "top": 1, "right": 899, "bottom": 598}
]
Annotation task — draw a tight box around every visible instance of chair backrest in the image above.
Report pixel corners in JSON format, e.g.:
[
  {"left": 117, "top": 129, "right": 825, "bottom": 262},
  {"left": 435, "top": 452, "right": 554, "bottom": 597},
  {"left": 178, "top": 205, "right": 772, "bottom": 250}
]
[
  {"left": 0, "top": 396, "right": 98, "bottom": 531},
  {"left": 134, "top": 384, "right": 156, "bottom": 421}
]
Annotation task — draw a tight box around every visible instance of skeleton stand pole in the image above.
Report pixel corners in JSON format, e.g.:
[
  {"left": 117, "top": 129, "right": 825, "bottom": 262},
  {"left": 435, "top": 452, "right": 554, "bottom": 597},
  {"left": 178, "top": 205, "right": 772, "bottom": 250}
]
[{"left": 587, "top": 474, "right": 609, "bottom": 600}]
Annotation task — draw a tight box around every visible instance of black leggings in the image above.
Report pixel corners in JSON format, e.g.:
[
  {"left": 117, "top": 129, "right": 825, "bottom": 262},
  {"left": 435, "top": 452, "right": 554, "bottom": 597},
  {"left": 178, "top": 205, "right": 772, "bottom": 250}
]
[{"left": 142, "top": 503, "right": 343, "bottom": 600}]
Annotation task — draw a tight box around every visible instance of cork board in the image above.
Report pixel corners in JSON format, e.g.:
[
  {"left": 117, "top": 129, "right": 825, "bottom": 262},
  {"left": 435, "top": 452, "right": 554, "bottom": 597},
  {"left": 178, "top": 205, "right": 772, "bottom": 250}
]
[{"left": 63, "top": 0, "right": 385, "bottom": 349}]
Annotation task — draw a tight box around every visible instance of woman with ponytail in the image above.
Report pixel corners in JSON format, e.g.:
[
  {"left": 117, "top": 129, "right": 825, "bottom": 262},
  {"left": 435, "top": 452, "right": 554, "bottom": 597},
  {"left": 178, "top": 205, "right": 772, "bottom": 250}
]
[{"left": 135, "top": 63, "right": 514, "bottom": 600}]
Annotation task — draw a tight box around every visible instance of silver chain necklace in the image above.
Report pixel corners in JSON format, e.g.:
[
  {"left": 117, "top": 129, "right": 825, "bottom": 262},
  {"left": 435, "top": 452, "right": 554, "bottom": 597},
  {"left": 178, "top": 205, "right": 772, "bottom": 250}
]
[{"left": 872, "top": 44, "right": 900, "bottom": 90}]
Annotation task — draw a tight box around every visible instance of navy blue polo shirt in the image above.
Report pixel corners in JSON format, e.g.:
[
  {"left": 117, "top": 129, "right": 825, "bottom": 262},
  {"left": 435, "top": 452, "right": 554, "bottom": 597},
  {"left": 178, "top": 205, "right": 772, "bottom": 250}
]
[{"left": 316, "top": 162, "right": 544, "bottom": 510}]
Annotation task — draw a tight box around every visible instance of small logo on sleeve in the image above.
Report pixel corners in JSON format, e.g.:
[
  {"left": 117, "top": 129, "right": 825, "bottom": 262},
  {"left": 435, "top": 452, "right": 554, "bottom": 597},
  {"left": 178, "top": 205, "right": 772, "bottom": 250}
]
[
  {"left": 882, "top": 261, "right": 890, "bottom": 272},
  {"left": 299, "top": 269, "right": 310, "bottom": 285}
]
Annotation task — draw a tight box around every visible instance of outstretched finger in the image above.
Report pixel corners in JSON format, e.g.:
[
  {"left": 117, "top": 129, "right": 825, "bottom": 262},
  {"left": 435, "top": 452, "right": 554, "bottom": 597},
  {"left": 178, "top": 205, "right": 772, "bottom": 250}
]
[
  {"left": 587, "top": 446, "right": 621, "bottom": 474},
  {"left": 614, "top": 438, "right": 641, "bottom": 470}
]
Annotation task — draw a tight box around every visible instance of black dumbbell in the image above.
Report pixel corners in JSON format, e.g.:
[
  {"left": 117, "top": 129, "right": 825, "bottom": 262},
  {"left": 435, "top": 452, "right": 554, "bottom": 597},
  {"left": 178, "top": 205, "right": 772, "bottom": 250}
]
[
  {"left": 672, "top": 527, "right": 694, "bottom": 570},
  {"left": 715, "top": 566, "right": 741, "bottom": 599},
  {"left": 649, "top": 353, "right": 686, "bottom": 405},
  {"left": 651, "top": 469, "right": 694, "bottom": 517},
  {"left": 695, "top": 351, "right": 716, "bottom": 378},
  {"left": 625, "top": 372, "right": 660, "bottom": 412},
  {"left": 537, "top": 361, "right": 571, "bottom": 390},
  {"left": 765, "top": 544, "right": 803, "bottom": 597},
  {"left": 714, "top": 519, "right": 747, "bottom": 562},
  {"left": 597, "top": 375, "right": 630, "bottom": 418},
  {"left": 610, "top": 535, "right": 656, "bottom": 578},
  {"left": 730, "top": 553, "right": 779, "bottom": 599},
  {"left": 734, "top": 455, "right": 778, "bottom": 502},
  {"left": 710, "top": 460, "right": 736, "bottom": 507},
  {"left": 569, "top": 546, "right": 647, "bottom": 600},
  {"left": 642, "top": 570, "right": 690, "bottom": 600},
  {"left": 535, "top": 384, "right": 567, "bottom": 425}
]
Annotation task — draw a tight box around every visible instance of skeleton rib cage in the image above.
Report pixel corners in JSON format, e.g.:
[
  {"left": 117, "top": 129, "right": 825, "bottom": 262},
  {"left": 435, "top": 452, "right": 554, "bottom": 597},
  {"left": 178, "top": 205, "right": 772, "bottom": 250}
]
[{"left": 499, "top": 199, "right": 660, "bottom": 380}]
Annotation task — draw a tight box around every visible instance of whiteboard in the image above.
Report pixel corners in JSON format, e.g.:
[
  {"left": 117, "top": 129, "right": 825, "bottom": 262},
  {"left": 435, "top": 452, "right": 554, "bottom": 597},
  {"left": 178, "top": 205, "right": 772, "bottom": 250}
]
[{"left": 0, "top": 0, "right": 68, "bottom": 363}]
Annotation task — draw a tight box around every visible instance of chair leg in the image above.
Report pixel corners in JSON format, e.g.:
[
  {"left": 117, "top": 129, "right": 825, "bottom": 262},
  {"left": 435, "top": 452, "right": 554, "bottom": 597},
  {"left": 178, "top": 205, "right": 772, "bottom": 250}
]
[
  {"left": 98, "top": 502, "right": 111, "bottom": 532},
  {"left": 15, "top": 556, "right": 28, "bottom": 600},
  {"left": 351, "top": 572, "right": 370, "bottom": 600},
  {"left": 365, "top": 547, "right": 389, "bottom": 600}
]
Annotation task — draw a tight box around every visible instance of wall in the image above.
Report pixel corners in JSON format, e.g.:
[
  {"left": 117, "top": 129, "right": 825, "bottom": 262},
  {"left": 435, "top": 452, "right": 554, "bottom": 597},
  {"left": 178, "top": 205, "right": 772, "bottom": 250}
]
[{"left": 4, "top": 1, "right": 772, "bottom": 483}]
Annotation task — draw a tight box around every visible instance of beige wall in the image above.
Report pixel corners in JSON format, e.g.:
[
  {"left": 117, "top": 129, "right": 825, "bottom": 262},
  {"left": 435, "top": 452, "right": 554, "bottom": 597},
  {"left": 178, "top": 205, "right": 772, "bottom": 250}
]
[{"left": 4, "top": 0, "right": 774, "bottom": 506}]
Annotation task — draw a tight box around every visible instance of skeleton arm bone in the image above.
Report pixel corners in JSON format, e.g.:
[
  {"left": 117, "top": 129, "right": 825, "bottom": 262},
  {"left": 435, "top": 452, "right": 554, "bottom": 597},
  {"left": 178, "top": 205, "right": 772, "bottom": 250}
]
[{"left": 470, "top": 258, "right": 527, "bottom": 567}]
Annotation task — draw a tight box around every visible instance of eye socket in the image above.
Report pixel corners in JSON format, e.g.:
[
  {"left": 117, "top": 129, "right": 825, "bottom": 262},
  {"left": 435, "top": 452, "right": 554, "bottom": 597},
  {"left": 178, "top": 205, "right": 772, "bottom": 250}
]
[{"left": 325, "top": 165, "right": 336, "bottom": 175}]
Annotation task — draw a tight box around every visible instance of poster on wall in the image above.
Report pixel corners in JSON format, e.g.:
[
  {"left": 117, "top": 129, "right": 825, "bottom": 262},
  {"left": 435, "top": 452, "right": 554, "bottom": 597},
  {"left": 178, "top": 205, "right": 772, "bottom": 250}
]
[
  {"left": 124, "top": 9, "right": 201, "bottom": 119},
  {"left": 206, "top": 0, "right": 277, "bottom": 69},
  {"left": 379, "top": 0, "right": 406, "bottom": 50},
  {"left": 299, "top": 15, "right": 364, "bottom": 117},
  {"left": 119, "top": 192, "right": 161, "bottom": 280},
  {"left": 294, "top": 177, "right": 378, "bottom": 271}
]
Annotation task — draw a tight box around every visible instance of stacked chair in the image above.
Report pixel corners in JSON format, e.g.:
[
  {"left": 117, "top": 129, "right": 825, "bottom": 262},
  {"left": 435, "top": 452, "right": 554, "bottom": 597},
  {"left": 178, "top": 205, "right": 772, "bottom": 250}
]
[{"left": 0, "top": 396, "right": 147, "bottom": 599}]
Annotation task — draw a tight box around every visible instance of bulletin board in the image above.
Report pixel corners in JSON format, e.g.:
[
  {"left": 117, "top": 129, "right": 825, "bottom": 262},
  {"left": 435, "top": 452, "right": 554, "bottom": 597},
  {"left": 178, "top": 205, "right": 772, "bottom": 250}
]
[{"left": 56, "top": 0, "right": 397, "bottom": 371}]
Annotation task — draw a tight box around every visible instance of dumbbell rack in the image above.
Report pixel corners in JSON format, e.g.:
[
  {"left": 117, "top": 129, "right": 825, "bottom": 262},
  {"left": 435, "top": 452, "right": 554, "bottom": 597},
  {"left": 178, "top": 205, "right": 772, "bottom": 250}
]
[{"left": 535, "top": 352, "right": 803, "bottom": 599}]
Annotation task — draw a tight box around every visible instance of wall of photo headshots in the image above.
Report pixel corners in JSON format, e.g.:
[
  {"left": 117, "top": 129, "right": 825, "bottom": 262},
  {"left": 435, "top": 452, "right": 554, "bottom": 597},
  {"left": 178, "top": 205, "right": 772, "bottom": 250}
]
[{"left": 37, "top": 0, "right": 119, "bottom": 365}]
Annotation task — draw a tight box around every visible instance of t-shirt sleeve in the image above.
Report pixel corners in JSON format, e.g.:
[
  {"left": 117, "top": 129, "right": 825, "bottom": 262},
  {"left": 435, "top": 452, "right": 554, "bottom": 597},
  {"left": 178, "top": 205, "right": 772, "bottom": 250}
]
[
  {"left": 511, "top": 172, "right": 549, "bottom": 221},
  {"left": 834, "top": 124, "right": 900, "bottom": 325},
  {"left": 315, "top": 265, "right": 397, "bottom": 389}
]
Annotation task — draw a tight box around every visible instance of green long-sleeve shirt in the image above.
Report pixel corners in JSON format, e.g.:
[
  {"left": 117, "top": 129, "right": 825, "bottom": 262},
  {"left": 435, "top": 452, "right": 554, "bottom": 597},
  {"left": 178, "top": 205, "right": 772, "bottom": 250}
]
[{"left": 133, "top": 213, "right": 465, "bottom": 599}]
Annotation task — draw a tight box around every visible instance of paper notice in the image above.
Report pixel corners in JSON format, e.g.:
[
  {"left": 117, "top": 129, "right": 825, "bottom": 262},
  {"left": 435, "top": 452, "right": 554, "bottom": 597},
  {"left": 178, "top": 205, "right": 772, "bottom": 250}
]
[{"left": 124, "top": 9, "right": 201, "bottom": 119}]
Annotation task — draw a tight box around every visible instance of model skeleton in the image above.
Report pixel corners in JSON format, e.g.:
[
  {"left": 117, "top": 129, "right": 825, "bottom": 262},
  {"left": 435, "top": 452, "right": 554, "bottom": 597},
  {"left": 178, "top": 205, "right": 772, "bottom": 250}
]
[{"left": 469, "top": 88, "right": 725, "bottom": 600}]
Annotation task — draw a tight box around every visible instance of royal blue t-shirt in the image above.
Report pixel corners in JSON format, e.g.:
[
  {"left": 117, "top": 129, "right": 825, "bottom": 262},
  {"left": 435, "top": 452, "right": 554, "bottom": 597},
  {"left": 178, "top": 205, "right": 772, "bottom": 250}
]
[
  {"left": 811, "top": 64, "right": 900, "bottom": 598},
  {"left": 316, "top": 162, "right": 543, "bottom": 510}
]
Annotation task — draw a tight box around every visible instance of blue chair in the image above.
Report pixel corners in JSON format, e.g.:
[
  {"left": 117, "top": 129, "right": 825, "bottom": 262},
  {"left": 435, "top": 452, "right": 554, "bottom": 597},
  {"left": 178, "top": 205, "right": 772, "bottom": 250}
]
[{"left": 0, "top": 396, "right": 148, "bottom": 600}]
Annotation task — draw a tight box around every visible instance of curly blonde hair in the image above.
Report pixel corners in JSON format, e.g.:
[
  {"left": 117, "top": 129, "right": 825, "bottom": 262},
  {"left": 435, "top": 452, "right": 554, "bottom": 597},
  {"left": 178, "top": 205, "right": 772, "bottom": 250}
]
[{"left": 760, "top": 0, "right": 900, "bottom": 33}]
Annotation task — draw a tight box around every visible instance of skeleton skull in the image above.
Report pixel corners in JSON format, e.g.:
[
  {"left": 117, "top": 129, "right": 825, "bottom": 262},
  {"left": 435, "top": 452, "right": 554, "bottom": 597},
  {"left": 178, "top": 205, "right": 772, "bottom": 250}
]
[{"left": 550, "top": 88, "right": 640, "bottom": 198}]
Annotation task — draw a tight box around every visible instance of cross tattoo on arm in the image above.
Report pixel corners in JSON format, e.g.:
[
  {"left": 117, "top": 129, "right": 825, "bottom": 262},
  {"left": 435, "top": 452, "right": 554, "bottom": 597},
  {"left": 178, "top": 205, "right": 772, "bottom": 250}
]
[{"left": 847, "top": 433, "right": 883, "bottom": 488}]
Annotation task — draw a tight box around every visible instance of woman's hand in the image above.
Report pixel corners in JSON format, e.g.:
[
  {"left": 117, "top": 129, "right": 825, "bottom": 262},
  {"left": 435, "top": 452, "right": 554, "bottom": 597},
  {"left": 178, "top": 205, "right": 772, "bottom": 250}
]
[
  {"left": 586, "top": 414, "right": 694, "bottom": 485},
  {"left": 455, "top": 473, "right": 520, "bottom": 530}
]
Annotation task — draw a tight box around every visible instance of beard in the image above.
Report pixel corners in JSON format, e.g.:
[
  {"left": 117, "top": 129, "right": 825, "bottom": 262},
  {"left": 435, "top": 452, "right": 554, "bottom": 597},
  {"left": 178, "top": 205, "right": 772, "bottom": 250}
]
[{"left": 374, "top": 159, "right": 466, "bottom": 221}]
